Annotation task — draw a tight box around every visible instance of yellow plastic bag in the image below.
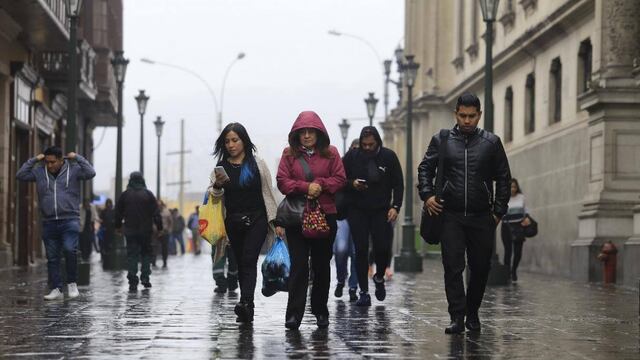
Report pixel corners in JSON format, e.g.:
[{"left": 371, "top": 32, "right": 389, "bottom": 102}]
[{"left": 198, "top": 192, "right": 226, "bottom": 245}]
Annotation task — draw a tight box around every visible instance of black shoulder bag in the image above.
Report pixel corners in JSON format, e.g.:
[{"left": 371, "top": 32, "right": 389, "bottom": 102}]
[
  {"left": 276, "top": 157, "right": 314, "bottom": 227},
  {"left": 420, "top": 129, "right": 450, "bottom": 245}
]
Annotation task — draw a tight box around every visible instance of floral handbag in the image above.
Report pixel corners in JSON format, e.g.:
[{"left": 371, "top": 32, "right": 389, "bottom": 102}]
[{"left": 301, "top": 199, "right": 331, "bottom": 239}]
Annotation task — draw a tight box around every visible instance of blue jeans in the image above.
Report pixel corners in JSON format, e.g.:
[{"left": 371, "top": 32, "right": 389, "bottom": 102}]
[
  {"left": 42, "top": 219, "right": 80, "bottom": 290},
  {"left": 333, "top": 219, "right": 358, "bottom": 289},
  {"left": 171, "top": 232, "right": 185, "bottom": 254}
]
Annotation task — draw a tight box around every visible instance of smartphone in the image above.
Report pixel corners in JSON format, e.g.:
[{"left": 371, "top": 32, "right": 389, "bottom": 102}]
[
  {"left": 214, "top": 166, "right": 230, "bottom": 181},
  {"left": 356, "top": 178, "right": 367, "bottom": 184}
]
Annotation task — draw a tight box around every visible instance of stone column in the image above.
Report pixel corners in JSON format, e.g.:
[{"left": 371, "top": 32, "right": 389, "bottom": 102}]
[
  {"left": 623, "top": 206, "right": 640, "bottom": 287},
  {"left": 571, "top": 0, "right": 640, "bottom": 283},
  {"left": 0, "top": 70, "right": 13, "bottom": 268}
]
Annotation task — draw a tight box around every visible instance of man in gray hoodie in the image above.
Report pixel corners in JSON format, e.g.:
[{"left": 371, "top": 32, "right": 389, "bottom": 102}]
[{"left": 16, "top": 146, "right": 96, "bottom": 300}]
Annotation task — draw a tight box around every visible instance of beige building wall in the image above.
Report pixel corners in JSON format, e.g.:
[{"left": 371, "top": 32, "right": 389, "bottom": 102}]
[{"left": 385, "top": 0, "right": 640, "bottom": 284}]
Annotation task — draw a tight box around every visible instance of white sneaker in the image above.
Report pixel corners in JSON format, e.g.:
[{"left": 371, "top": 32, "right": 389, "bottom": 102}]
[
  {"left": 44, "top": 288, "right": 63, "bottom": 300},
  {"left": 67, "top": 283, "right": 79, "bottom": 298}
]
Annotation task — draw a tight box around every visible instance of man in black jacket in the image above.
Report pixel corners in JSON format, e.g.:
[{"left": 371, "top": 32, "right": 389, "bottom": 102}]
[
  {"left": 115, "top": 172, "right": 163, "bottom": 292},
  {"left": 418, "top": 93, "right": 511, "bottom": 334},
  {"left": 343, "top": 126, "right": 403, "bottom": 307}
]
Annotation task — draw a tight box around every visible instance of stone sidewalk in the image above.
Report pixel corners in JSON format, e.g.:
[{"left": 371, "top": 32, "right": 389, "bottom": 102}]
[{"left": 0, "top": 253, "right": 637, "bottom": 359}]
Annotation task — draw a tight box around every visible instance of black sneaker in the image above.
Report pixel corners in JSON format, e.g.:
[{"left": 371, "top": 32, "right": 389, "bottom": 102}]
[
  {"left": 128, "top": 284, "right": 137, "bottom": 293},
  {"left": 445, "top": 318, "right": 465, "bottom": 334},
  {"left": 334, "top": 283, "right": 344, "bottom": 298},
  {"left": 228, "top": 277, "right": 239, "bottom": 291},
  {"left": 348, "top": 288, "right": 358, "bottom": 302},
  {"left": 511, "top": 273, "right": 518, "bottom": 282},
  {"left": 214, "top": 285, "right": 227, "bottom": 294},
  {"left": 355, "top": 292, "right": 371, "bottom": 307},
  {"left": 141, "top": 281, "right": 152, "bottom": 289},
  {"left": 465, "top": 313, "right": 481, "bottom": 332},
  {"left": 373, "top": 275, "right": 386, "bottom": 301},
  {"left": 234, "top": 301, "right": 254, "bottom": 323}
]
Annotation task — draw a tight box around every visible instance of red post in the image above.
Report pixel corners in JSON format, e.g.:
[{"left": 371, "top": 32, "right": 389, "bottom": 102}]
[{"left": 597, "top": 241, "right": 618, "bottom": 284}]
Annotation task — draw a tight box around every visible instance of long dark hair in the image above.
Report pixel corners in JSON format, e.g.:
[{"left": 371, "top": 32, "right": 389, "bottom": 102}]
[
  {"left": 511, "top": 178, "right": 523, "bottom": 194},
  {"left": 287, "top": 128, "right": 332, "bottom": 158},
  {"left": 213, "top": 122, "right": 258, "bottom": 187}
]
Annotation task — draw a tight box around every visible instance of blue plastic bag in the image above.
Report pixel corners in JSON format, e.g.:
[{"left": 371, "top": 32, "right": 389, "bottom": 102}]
[{"left": 261, "top": 236, "right": 290, "bottom": 297}]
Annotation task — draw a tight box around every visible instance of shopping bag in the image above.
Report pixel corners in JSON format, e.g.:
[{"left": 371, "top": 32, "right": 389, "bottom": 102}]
[
  {"left": 198, "top": 192, "right": 226, "bottom": 245},
  {"left": 261, "top": 236, "right": 290, "bottom": 297},
  {"left": 301, "top": 199, "right": 331, "bottom": 239}
]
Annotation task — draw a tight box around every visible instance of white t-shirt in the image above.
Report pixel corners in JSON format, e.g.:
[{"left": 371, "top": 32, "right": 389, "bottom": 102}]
[{"left": 503, "top": 193, "right": 528, "bottom": 223}]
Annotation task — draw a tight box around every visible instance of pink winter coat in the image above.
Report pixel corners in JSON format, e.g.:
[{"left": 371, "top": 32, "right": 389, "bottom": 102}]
[{"left": 276, "top": 111, "right": 346, "bottom": 214}]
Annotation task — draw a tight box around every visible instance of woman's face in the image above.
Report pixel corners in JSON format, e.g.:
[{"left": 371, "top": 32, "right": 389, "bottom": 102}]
[
  {"left": 225, "top": 130, "right": 245, "bottom": 158},
  {"left": 511, "top": 182, "right": 518, "bottom": 196},
  {"left": 299, "top": 128, "right": 317, "bottom": 149}
]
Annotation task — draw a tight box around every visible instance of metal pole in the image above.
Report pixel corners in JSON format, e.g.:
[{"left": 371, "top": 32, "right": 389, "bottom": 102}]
[
  {"left": 140, "top": 113, "right": 144, "bottom": 173},
  {"left": 66, "top": 15, "right": 78, "bottom": 153},
  {"left": 384, "top": 74, "right": 390, "bottom": 120},
  {"left": 179, "top": 119, "right": 185, "bottom": 213},
  {"left": 115, "top": 81, "right": 123, "bottom": 201},
  {"left": 156, "top": 133, "right": 161, "bottom": 200},
  {"left": 395, "top": 83, "right": 423, "bottom": 272}
]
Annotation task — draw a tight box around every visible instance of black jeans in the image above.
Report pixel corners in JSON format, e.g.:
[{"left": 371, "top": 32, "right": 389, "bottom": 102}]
[
  {"left": 225, "top": 211, "right": 268, "bottom": 303},
  {"left": 285, "top": 214, "right": 337, "bottom": 320},
  {"left": 501, "top": 223, "right": 524, "bottom": 275},
  {"left": 158, "top": 233, "right": 169, "bottom": 265},
  {"left": 348, "top": 208, "right": 392, "bottom": 292},
  {"left": 126, "top": 233, "right": 153, "bottom": 285},
  {"left": 440, "top": 211, "right": 495, "bottom": 319}
]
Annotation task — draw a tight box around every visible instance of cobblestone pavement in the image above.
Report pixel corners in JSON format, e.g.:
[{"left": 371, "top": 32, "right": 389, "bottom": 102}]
[{"left": 0, "top": 252, "right": 638, "bottom": 359}]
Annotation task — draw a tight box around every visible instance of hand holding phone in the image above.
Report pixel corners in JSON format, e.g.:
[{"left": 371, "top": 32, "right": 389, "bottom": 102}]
[
  {"left": 353, "top": 178, "right": 368, "bottom": 191},
  {"left": 214, "top": 166, "right": 230, "bottom": 185}
]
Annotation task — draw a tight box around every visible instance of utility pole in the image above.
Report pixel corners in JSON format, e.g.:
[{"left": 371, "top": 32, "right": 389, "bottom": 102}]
[{"left": 167, "top": 119, "right": 191, "bottom": 214}]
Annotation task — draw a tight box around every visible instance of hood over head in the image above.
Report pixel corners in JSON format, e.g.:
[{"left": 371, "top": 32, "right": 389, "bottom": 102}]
[
  {"left": 289, "top": 111, "right": 330, "bottom": 143},
  {"left": 359, "top": 126, "right": 383, "bottom": 148},
  {"left": 127, "top": 171, "right": 147, "bottom": 190}
]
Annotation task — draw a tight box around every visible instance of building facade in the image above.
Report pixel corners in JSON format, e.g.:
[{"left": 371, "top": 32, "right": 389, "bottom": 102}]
[
  {"left": 383, "top": 0, "right": 640, "bottom": 286},
  {"left": 0, "top": 0, "right": 123, "bottom": 267}
]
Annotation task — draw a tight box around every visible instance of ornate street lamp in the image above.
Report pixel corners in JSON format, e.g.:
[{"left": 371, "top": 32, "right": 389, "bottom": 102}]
[
  {"left": 153, "top": 116, "right": 165, "bottom": 200},
  {"left": 394, "top": 46, "right": 405, "bottom": 106},
  {"left": 135, "top": 90, "right": 150, "bottom": 174},
  {"left": 338, "top": 118, "right": 351, "bottom": 155},
  {"left": 384, "top": 60, "right": 393, "bottom": 119},
  {"left": 395, "top": 54, "right": 422, "bottom": 273},
  {"left": 219, "top": 52, "right": 246, "bottom": 133},
  {"left": 479, "top": 0, "right": 510, "bottom": 286},
  {"left": 111, "top": 51, "right": 128, "bottom": 202},
  {"left": 364, "top": 92, "right": 379, "bottom": 127},
  {"left": 64, "top": 0, "right": 84, "bottom": 153}
]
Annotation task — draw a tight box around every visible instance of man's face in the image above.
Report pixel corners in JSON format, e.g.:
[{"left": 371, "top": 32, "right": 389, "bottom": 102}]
[
  {"left": 44, "top": 155, "right": 64, "bottom": 174},
  {"left": 360, "top": 135, "right": 378, "bottom": 153},
  {"left": 455, "top": 105, "right": 482, "bottom": 134}
]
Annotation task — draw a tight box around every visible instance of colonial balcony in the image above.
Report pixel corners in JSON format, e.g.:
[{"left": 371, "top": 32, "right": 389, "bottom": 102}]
[
  {"left": 37, "top": 39, "right": 97, "bottom": 101},
  {"left": 0, "top": 0, "right": 70, "bottom": 51}
]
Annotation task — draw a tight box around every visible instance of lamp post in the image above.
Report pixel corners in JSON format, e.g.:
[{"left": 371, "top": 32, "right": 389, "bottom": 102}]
[
  {"left": 364, "top": 92, "right": 379, "bottom": 127},
  {"left": 109, "top": 50, "right": 128, "bottom": 271},
  {"left": 394, "top": 54, "right": 422, "bottom": 273},
  {"left": 219, "top": 52, "right": 246, "bottom": 132},
  {"left": 479, "top": 0, "right": 509, "bottom": 286},
  {"left": 153, "top": 116, "right": 165, "bottom": 200},
  {"left": 393, "top": 46, "right": 405, "bottom": 106},
  {"left": 135, "top": 90, "right": 149, "bottom": 174},
  {"left": 64, "top": 0, "right": 83, "bottom": 152},
  {"left": 338, "top": 118, "right": 351, "bottom": 155}
]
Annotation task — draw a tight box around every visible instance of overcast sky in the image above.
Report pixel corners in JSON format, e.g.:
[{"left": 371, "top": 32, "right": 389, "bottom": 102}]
[{"left": 93, "top": 0, "right": 405, "bottom": 199}]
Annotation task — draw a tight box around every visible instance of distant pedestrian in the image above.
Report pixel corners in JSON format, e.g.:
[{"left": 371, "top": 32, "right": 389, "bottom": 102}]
[
  {"left": 211, "top": 245, "right": 238, "bottom": 294},
  {"left": 333, "top": 140, "right": 360, "bottom": 302},
  {"left": 115, "top": 172, "right": 163, "bottom": 292},
  {"left": 342, "top": 126, "right": 403, "bottom": 306},
  {"left": 16, "top": 147, "right": 96, "bottom": 300},
  {"left": 157, "top": 200, "right": 172, "bottom": 268},
  {"left": 208, "top": 122, "right": 280, "bottom": 323},
  {"left": 501, "top": 178, "right": 531, "bottom": 282},
  {"left": 98, "top": 198, "right": 115, "bottom": 262},
  {"left": 170, "top": 208, "right": 186, "bottom": 255},
  {"left": 418, "top": 93, "right": 511, "bottom": 334},
  {"left": 187, "top": 206, "right": 201, "bottom": 255},
  {"left": 79, "top": 198, "right": 99, "bottom": 259},
  {"left": 276, "top": 111, "right": 346, "bottom": 330}
]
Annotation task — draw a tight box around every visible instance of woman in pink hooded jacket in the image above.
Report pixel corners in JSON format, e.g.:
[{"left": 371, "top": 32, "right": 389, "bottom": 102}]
[{"left": 276, "top": 111, "right": 346, "bottom": 330}]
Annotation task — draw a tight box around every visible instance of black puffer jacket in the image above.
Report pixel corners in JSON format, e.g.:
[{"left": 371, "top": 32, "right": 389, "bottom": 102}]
[{"left": 417, "top": 126, "right": 511, "bottom": 217}]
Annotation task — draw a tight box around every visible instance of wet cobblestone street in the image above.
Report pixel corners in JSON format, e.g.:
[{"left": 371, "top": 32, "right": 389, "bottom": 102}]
[{"left": 0, "top": 253, "right": 638, "bottom": 359}]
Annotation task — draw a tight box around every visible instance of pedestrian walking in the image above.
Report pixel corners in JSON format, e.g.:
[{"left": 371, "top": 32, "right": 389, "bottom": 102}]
[
  {"left": 16, "top": 147, "right": 96, "bottom": 300},
  {"left": 342, "top": 126, "right": 403, "bottom": 306},
  {"left": 208, "top": 122, "right": 279, "bottom": 323},
  {"left": 115, "top": 172, "right": 163, "bottom": 292},
  {"left": 79, "top": 198, "right": 99, "bottom": 259},
  {"left": 157, "top": 200, "right": 172, "bottom": 268},
  {"left": 170, "top": 208, "right": 186, "bottom": 255},
  {"left": 418, "top": 93, "right": 511, "bottom": 334},
  {"left": 98, "top": 198, "right": 115, "bottom": 263},
  {"left": 187, "top": 206, "right": 201, "bottom": 255},
  {"left": 276, "top": 111, "right": 346, "bottom": 330},
  {"left": 501, "top": 178, "right": 531, "bottom": 282}
]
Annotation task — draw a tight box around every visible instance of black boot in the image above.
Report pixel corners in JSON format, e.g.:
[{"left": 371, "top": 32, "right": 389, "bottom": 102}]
[
  {"left": 465, "top": 313, "right": 481, "bottom": 332},
  {"left": 285, "top": 315, "right": 300, "bottom": 330},
  {"left": 334, "top": 282, "right": 344, "bottom": 298},
  {"left": 348, "top": 288, "right": 358, "bottom": 302},
  {"left": 228, "top": 276, "right": 239, "bottom": 292},
  {"left": 234, "top": 301, "right": 254, "bottom": 323},
  {"left": 316, "top": 314, "right": 329, "bottom": 329},
  {"left": 373, "top": 275, "right": 386, "bottom": 301},
  {"left": 445, "top": 317, "right": 465, "bottom": 334}
]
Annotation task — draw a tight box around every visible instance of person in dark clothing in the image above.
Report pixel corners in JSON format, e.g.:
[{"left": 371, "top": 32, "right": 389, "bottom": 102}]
[
  {"left": 276, "top": 111, "right": 346, "bottom": 330},
  {"left": 209, "top": 122, "right": 279, "bottom": 323},
  {"left": 98, "top": 199, "right": 115, "bottom": 262},
  {"left": 80, "top": 198, "right": 98, "bottom": 260},
  {"left": 342, "top": 126, "right": 403, "bottom": 306},
  {"left": 418, "top": 93, "right": 511, "bottom": 334},
  {"left": 187, "top": 206, "right": 201, "bottom": 255},
  {"left": 115, "top": 172, "right": 163, "bottom": 292},
  {"left": 170, "top": 209, "right": 186, "bottom": 255}
]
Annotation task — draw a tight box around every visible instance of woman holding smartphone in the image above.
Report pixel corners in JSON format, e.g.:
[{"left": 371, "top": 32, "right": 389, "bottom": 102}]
[
  {"left": 209, "top": 122, "right": 279, "bottom": 323},
  {"left": 276, "top": 111, "right": 346, "bottom": 330}
]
